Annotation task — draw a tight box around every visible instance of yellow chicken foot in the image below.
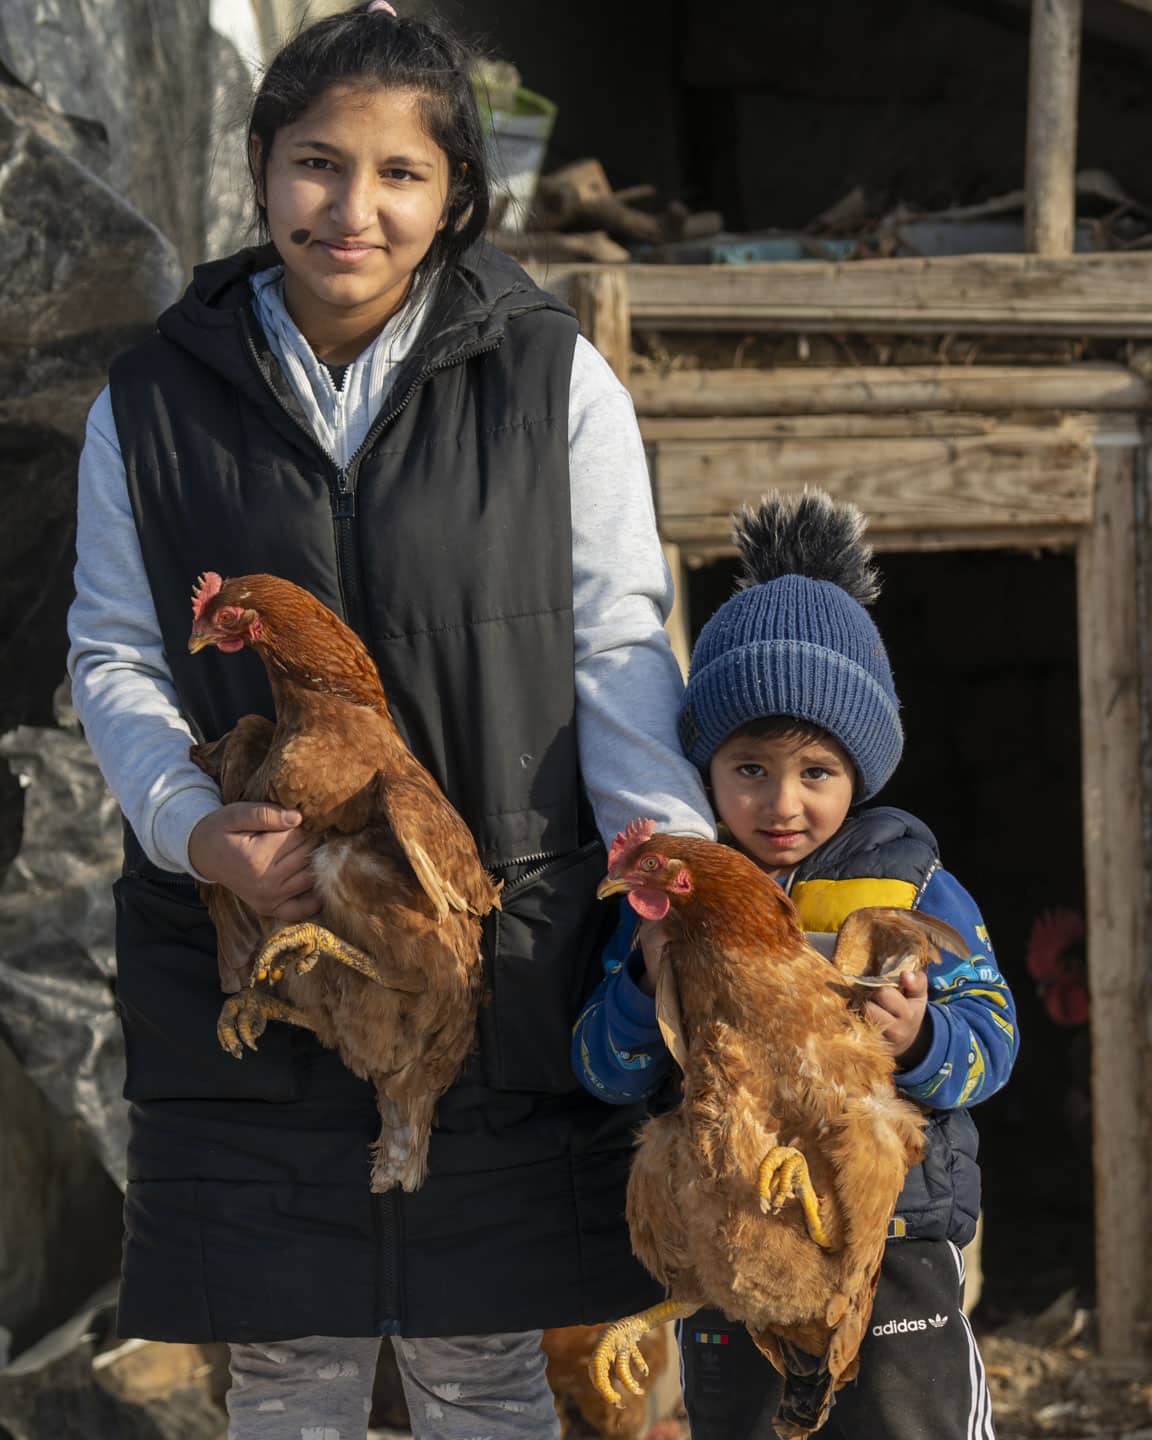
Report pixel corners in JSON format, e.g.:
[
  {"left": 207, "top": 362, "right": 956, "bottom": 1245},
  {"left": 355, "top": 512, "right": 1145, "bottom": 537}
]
[
  {"left": 252, "top": 923, "right": 385, "bottom": 985},
  {"left": 591, "top": 1300, "right": 699, "bottom": 1408},
  {"left": 217, "top": 991, "right": 315, "bottom": 1059},
  {"left": 758, "top": 1145, "right": 833, "bottom": 1250}
]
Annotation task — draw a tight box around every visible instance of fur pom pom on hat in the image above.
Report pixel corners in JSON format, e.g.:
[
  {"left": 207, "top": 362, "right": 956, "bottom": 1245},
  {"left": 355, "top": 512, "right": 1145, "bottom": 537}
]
[{"left": 678, "top": 490, "right": 902, "bottom": 799}]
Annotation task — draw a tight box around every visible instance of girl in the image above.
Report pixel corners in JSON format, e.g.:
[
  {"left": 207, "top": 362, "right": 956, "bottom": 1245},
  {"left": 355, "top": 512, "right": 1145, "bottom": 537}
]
[{"left": 66, "top": 5, "right": 713, "bottom": 1438}]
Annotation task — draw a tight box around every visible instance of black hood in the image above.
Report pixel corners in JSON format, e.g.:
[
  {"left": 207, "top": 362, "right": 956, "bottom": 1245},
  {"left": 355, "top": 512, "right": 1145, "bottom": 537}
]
[{"left": 153, "top": 240, "right": 574, "bottom": 391}]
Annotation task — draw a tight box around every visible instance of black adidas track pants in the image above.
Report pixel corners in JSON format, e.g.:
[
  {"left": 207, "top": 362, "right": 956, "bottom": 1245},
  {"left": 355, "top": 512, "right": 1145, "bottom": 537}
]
[{"left": 681, "top": 1239, "right": 995, "bottom": 1440}]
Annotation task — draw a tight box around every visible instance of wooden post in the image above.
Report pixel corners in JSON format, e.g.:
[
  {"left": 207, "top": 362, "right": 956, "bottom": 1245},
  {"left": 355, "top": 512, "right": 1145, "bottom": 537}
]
[
  {"left": 569, "top": 269, "right": 632, "bottom": 387},
  {"left": 1025, "top": 0, "right": 1083, "bottom": 255},
  {"left": 1076, "top": 437, "right": 1152, "bottom": 1368},
  {"left": 661, "top": 541, "right": 692, "bottom": 677}
]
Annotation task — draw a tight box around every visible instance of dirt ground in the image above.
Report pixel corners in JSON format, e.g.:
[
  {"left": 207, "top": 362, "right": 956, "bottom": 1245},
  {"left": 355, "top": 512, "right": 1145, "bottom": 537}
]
[{"left": 979, "top": 1296, "right": 1152, "bottom": 1440}]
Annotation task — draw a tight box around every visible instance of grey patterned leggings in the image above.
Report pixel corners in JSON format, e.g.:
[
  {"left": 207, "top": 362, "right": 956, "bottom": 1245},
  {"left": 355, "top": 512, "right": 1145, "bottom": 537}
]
[{"left": 226, "top": 1331, "right": 562, "bottom": 1440}]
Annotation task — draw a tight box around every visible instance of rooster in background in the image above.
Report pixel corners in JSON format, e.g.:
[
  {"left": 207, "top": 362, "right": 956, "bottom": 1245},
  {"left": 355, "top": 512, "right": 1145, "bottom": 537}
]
[
  {"left": 592, "top": 823, "right": 965, "bottom": 1438},
  {"left": 1026, "top": 908, "right": 1090, "bottom": 1150},
  {"left": 187, "top": 571, "right": 500, "bottom": 1192},
  {"left": 1025, "top": 909, "right": 1088, "bottom": 1028}
]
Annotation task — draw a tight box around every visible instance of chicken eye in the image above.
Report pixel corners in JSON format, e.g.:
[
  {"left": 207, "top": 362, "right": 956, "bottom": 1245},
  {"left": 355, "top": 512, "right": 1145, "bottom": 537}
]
[
  {"left": 639, "top": 856, "right": 661, "bottom": 872},
  {"left": 217, "top": 606, "right": 244, "bottom": 630}
]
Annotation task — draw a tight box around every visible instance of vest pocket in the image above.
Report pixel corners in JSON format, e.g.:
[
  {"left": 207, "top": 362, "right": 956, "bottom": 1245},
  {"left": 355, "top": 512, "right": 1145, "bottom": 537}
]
[
  {"left": 477, "top": 839, "right": 612, "bottom": 1094},
  {"left": 114, "top": 874, "right": 301, "bottom": 1103}
]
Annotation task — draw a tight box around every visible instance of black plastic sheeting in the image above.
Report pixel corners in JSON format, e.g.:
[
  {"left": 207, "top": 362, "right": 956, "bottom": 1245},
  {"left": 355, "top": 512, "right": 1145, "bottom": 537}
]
[{"left": 0, "top": 715, "right": 128, "bottom": 1189}]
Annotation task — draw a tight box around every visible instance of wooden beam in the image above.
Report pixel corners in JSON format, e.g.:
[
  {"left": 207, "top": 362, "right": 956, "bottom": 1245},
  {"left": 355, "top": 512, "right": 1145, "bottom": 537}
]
[
  {"left": 530, "top": 254, "right": 1152, "bottom": 336},
  {"left": 661, "top": 542, "right": 691, "bottom": 677},
  {"left": 1026, "top": 0, "right": 1083, "bottom": 255},
  {"left": 1076, "top": 441, "right": 1152, "bottom": 1368},
  {"left": 679, "top": 526, "right": 1080, "bottom": 562},
  {"left": 650, "top": 424, "right": 1097, "bottom": 548},
  {"left": 644, "top": 414, "right": 1022, "bottom": 443},
  {"left": 630, "top": 365, "right": 1151, "bottom": 418},
  {"left": 569, "top": 268, "right": 632, "bottom": 386}
]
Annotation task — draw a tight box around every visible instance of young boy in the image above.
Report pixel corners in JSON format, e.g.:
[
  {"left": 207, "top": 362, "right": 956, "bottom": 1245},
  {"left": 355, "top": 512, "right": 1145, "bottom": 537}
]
[{"left": 573, "top": 491, "right": 1016, "bottom": 1440}]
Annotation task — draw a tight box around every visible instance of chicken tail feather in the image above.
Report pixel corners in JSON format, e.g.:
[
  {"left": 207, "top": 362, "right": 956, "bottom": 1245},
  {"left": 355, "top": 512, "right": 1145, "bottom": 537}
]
[{"left": 773, "top": 1338, "right": 837, "bottom": 1439}]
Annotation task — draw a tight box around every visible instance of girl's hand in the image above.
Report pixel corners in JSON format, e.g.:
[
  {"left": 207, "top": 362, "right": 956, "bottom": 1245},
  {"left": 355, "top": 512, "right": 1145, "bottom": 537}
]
[
  {"left": 188, "top": 803, "right": 321, "bottom": 921},
  {"left": 864, "top": 970, "right": 931, "bottom": 1068},
  {"left": 635, "top": 918, "right": 671, "bottom": 997}
]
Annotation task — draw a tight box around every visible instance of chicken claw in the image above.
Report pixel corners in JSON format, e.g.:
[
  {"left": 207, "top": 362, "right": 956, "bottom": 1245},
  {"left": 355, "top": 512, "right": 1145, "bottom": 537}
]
[
  {"left": 758, "top": 1145, "right": 833, "bottom": 1249},
  {"left": 253, "top": 922, "right": 387, "bottom": 985},
  {"left": 217, "top": 991, "right": 314, "bottom": 1058},
  {"left": 591, "top": 1299, "right": 699, "bottom": 1407}
]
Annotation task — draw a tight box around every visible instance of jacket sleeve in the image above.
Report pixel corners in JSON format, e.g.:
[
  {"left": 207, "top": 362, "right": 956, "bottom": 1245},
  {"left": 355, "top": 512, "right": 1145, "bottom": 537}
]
[
  {"left": 896, "top": 866, "right": 1019, "bottom": 1109},
  {"left": 568, "top": 337, "right": 715, "bottom": 847},
  {"left": 572, "top": 904, "right": 673, "bottom": 1104},
  {"left": 66, "top": 387, "right": 222, "bottom": 876}
]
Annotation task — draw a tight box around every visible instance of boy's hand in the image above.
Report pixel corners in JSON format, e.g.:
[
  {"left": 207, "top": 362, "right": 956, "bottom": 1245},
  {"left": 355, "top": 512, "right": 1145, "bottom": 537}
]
[
  {"left": 635, "top": 918, "right": 671, "bottom": 997},
  {"left": 864, "top": 970, "right": 931, "bottom": 1068},
  {"left": 188, "top": 803, "right": 321, "bottom": 921}
]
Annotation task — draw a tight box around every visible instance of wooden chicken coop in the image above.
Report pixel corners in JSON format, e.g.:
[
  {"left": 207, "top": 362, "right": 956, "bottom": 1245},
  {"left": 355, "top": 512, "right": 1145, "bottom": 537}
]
[{"left": 529, "top": 0, "right": 1152, "bottom": 1363}]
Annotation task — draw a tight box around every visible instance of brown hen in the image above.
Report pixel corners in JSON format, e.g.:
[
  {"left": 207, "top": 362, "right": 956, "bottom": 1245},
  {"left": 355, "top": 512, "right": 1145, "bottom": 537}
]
[
  {"left": 186, "top": 571, "right": 500, "bottom": 1192},
  {"left": 592, "top": 821, "right": 965, "bottom": 1438}
]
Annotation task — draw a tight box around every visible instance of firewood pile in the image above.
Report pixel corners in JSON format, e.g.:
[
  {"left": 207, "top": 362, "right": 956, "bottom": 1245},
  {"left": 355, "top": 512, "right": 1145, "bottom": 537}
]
[
  {"left": 494, "top": 160, "right": 1152, "bottom": 268},
  {"left": 495, "top": 157, "right": 724, "bottom": 264}
]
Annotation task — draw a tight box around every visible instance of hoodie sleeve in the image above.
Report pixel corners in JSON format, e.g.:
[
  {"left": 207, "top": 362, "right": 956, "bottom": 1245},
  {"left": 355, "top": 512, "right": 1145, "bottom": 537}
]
[
  {"left": 896, "top": 867, "right": 1019, "bottom": 1109},
  {"left": 572, "top": 903, "right": 673, "bottom": 1104},
  {"left": 66, "top": 387, "right": 221, "bottom": 876},
  {"left": 568, "top": 337, "right": 715, "bottom": 847}
]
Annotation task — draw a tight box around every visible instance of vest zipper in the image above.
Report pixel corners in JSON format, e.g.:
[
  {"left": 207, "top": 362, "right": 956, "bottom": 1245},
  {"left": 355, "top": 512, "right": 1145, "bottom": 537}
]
[
  {"left": 498, "top": 848, "right": 566, "bottom": 897},
  {"left": 496, "top": 835, "right": 605, "bottom": 898},
  {"left": 243, "top": 322, "right": 503, "bottom": 635},
  {"left": 375, "top": 1190, "right": 401, "bottom": 1334}
]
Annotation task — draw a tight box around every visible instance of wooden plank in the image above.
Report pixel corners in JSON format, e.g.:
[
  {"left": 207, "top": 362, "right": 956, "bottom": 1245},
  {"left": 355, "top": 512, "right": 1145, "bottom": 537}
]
[
  {"left": 528, "top": 255, "right": 1152, "bottom": 336},
  {"left": 630, "top": 365, "right": 1151, "bottom": 417},
  {"left": 1026, "top": 0, "right": 1083, "bottom": 256},
  {"left": 569, "top": 268, "right": 632, "bottom": 385},
  {"left": 643, "top": 414, "right": 1012, "bottom": 443},
  {"left": 679, "top": 527, "right": 1080, "bottom": 561},
  {"left": 651, "top": 425, "right": 1097, "bottom": 547},
  {"left": 1076, "top": 441, "right": 1152, "bottom": 1368},
  {"left": 661, "top": 542, "right": 691, "bottom": 677}
]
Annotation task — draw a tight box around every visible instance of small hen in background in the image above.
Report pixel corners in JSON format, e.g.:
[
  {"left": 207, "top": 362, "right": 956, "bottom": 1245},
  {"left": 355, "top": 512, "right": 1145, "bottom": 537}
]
[{"left": 543, "top": 1323, "right": 671, "bottom": 1439}]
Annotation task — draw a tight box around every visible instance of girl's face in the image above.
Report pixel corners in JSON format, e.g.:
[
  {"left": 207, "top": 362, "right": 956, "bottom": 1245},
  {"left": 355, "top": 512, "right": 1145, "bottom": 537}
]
[
  {"left": 259, "top": 84, "right": 451, "bottom": 351},
  {"left": 708, "top": 730, "right": 856, "bottom": 877}
]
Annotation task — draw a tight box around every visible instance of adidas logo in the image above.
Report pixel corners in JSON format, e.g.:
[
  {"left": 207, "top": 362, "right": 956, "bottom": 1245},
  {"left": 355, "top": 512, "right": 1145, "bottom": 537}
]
[{"left": 871, "top": 1313, "right": 949, "bottom": 1337}]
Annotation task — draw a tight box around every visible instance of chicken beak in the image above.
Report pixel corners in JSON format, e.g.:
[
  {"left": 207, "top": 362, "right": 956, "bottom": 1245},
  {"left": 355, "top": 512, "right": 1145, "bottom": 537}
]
[
  {"left": 188, "top": 630, "right": 215, "bottom": 654},
  {"left": 596, "top": 875, "right": 630, "bottom": 900}
]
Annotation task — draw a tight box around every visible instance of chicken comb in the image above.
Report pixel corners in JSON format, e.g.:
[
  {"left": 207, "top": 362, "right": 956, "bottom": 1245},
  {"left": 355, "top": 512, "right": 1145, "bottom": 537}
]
[
  {"left": 608, "top": 817, "right": 657, "bottom": 870},
  {"left": 192, "top": 571, "right": 224, "bottom": 622},
  {"left": 1025, "top": 907, "right": 1085, "bottom": 982}
]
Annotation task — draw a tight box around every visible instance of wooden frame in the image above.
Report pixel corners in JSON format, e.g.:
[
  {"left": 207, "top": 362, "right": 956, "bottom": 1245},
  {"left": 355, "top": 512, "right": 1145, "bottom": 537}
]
[
  {"left": 566, "top": 259, "right": 1152, "bottom": 1368},
  {"left": 533, "top": 252, "right": 1152, "bottom": 335}
]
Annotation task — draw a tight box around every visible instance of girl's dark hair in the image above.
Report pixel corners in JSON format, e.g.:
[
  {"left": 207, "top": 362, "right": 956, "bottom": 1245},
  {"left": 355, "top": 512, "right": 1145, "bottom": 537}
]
[{"left": 247, "top": 3, "right": 491, "bottom": 307}]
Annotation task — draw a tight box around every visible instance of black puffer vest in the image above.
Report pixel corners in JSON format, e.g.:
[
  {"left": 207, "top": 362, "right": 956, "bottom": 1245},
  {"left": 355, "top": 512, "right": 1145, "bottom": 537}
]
[
  {"left": 106, "top": 244, "right": 661, "bottom": 1342},
  {"left": 790, "top": 807, "right": 981, "bottom": 1247}
]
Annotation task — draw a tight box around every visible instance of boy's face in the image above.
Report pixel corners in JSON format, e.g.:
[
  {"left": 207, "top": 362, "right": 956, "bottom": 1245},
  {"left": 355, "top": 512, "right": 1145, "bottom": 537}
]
[{"left": 708, "top": 730, "right": 856, "bottom": 876}]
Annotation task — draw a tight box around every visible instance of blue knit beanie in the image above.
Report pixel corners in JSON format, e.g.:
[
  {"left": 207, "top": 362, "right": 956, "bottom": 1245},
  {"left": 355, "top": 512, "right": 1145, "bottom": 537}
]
[{"left": 678, "top": 492, "right": 902, "bottom": 800}]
